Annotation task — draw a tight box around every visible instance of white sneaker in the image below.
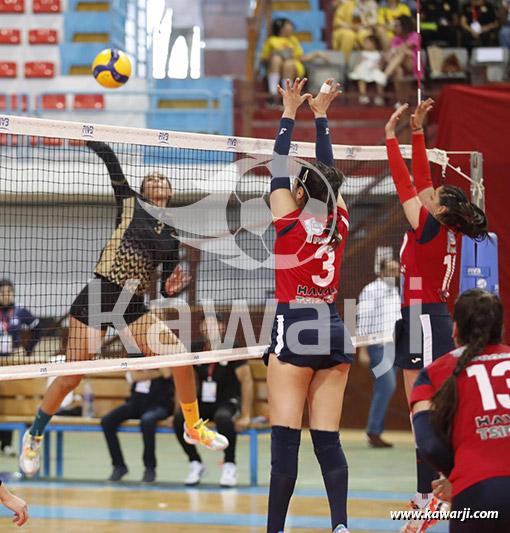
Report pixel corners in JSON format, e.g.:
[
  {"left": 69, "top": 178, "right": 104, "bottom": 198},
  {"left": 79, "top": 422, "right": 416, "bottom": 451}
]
[
  {"left": 2, "top": 445, "right": 16, "bottom": 457},
  {"left": 374, "top": 95, "right": 385, "bottom": 107},
  {"left": 185, "top": 461, "right": 207, "bottom": 486},
  {"left": 333, "top": 526, "right": 350, "bottom": 533},
  {"left": 220, "top": 462, "right": 238, "bottom": 487},
  {"left": 183, "top": 419, "right": 229, "bottom": 451},
  {"left": 358, "top": 95, "right": 370, "bottom": 105},
  {"left": 19, "top": 430, "right": 43, "bottom": 476},
  {"left": 400, "top": 496, "right": 440, "bottom": 533}
]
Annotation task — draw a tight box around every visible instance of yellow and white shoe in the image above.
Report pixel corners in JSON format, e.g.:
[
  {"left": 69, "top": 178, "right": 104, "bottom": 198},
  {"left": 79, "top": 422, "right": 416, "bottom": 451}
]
[
  {"left": 183, "top": 418, "right": 229, "bottom": 451},
  {"left": 19, "top": 429, "right": 43, "bottom": 476}
]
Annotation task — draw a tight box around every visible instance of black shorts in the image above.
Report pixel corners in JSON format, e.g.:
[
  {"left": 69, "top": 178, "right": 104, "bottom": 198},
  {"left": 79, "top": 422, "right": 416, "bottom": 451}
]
[
  {"left": 263, "top": 302, "right": 354, "bottom": 370},
  {"left": 69, "top": 275, "right": 148, "bottom": 331},
  {"left": 394, "top": 303, "right": 454, "bottom": 370},
  {"left": 451, "top": 476, "right": 510, "bottom": 532}
]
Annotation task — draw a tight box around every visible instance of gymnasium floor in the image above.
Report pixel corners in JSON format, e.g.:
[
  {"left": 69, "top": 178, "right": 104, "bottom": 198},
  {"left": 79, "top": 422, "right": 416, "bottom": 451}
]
[{"left": 0, "top": 430, "right": 449, "bottom": 532}]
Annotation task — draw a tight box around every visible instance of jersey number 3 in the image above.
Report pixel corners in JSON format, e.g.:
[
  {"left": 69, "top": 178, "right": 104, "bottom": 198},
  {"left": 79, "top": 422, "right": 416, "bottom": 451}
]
[
  {"left": 312, "top": 245, "right": 335, "bottom": 287},
  {"left": 467, "top": 362, "right": 510, "bottom": 411}
]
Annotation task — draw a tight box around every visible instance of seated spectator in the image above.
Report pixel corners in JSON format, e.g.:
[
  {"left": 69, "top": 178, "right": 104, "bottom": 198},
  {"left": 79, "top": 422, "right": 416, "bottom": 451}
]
[
  {"left": 499, "top": 0, "right": 510, "bottom": 50},
  {"left": 332, "top": 0, "right": 378, "bottom": 60},
  {"left": 101, "top": 368, "right": 174, "bottom": 483},
  {"left": 349, "top": 34, "right": 387, "bottom": 106},
  {"left": 0, "top": 279, "right": 41, "bottom": 457},
  {"left": 261, "top": 18, "right": 329, "bottom": 105},
  {"left": 377, "top": 0, "right": 412, "bottom": 49},
  {"left": 384, "top": 15, "right": 421, "bottom": 104},
  {"left": 420, "top": 0, "right": 460, "bottom": 48},
  {"left": 461, "top": 0, "right": 500, "bottom": 52},
  {"left": 173, "top": 312, "right": 254, "bottom": 487},
  {"left": 357, "top": 259, "right": 401, "bottom": 448}
]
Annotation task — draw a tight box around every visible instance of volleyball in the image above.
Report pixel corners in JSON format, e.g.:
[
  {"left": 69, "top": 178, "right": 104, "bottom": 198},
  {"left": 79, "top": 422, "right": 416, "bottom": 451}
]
[{"left": 92, "top": 48, "right": 131, "bottom": 89}]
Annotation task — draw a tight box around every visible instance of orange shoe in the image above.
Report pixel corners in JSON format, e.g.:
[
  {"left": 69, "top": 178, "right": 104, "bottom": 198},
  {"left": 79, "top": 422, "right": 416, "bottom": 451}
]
[{"left": 183, "top": 418, "right": 229, "bottom": 451}]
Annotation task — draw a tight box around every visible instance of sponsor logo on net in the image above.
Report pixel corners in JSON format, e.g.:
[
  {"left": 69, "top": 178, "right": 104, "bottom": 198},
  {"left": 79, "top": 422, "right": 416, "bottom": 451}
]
[
  {"left": 158, "top": 131, "right": 170, "bottom": 145},
  {"left": 0, "top": 117, "right": 10, "bottom": 132},
  {"left": 81, "top": 125, "right": 95, "bottom": 139}
]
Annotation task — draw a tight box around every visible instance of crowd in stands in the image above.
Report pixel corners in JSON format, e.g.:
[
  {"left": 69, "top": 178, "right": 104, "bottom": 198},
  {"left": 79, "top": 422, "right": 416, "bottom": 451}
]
[{"left": 261, "top": 0, "right": 510, "bottom": 106}]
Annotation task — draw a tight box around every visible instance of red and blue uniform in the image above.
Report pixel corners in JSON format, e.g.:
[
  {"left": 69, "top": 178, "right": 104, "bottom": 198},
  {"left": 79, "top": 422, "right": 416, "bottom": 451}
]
[
  {"left": 265, "top": 117, "right": 354, "bottom": 369},
  {"left": 387, "top": 134, "right": 459, "bottom": 370},
  {"left": 411, "top": 344, "right": 510, "bottom": 531}
]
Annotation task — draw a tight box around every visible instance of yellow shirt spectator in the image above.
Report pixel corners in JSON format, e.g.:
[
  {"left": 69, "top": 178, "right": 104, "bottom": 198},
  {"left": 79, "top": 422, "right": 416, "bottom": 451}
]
[
  {"left": 378, "top": 3, "right": 412, "bottom": 28},
  {"left": 261, "top": 35, "right": 305, "bottom": 77}
]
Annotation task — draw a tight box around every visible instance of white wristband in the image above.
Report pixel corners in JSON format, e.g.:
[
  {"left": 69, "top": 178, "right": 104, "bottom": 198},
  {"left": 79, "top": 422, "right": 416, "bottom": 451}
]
[{"left": 320, "top": 83, "right": 332, "bottom": 94}]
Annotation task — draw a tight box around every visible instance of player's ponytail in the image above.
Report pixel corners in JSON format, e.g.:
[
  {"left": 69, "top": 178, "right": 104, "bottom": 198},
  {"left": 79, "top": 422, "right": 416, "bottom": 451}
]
[
  {"left": 296, "top": 162, "right": 346, "bottom": 248},
  {"left": 430, "top": 289, "right": 503, "bottom": 447},
  {"left": 437, "top": 185, "right": 489, "bottom": 241}
]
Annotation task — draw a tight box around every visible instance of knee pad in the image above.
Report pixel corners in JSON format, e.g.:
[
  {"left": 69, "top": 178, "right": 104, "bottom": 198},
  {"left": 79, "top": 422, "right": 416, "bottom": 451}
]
[
  {"left": 310, "top": 429, "right": 347, "bottom": 476},
  {"left": 271, "top": 425, "right": 301, "bottom": 479}
]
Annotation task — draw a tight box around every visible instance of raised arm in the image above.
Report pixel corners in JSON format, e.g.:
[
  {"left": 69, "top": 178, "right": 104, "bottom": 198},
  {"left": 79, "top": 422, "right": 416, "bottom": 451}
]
[
  {"left": 308, "top": 78, "right": 347, "bottom": 211},
  {"left": 385, "top": 104, "right": 422, "bottom": 229},
  {"left": 410, "top": 99, "right": 436, "bottom": 210},
  {"left": 270, "top": 78, "right": 311, "bottom": 220},
  {"left": 86, "top": 141, "right": 130, "bottom": 194}
]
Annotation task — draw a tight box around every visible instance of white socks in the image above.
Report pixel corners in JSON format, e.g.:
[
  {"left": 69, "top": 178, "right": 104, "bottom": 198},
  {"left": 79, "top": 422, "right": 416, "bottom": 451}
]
[
  {"left": 268, "top": 73, "right": 280, "bottom": 95},
  {"left": 415, "top": 492, "right": 433, "bottom": 508}
]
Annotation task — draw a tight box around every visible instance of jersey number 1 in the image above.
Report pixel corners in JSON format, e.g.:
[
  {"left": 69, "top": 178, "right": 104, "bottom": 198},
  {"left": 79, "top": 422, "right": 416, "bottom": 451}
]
[{"left": 467, "top": 362, "right": 510, "bottom": 411}]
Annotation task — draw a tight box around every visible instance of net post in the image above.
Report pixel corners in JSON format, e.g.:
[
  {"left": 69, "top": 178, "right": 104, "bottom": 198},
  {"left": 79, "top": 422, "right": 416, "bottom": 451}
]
[{"left": 470, "top": 151, "right": 485, "bottom": 211}]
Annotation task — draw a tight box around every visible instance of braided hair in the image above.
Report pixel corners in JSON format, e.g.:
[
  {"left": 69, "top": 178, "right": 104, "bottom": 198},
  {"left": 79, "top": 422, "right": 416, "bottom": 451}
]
[
  {"left": 295, "top": 161, "right": 346, "bottom": 248},
  {"left": 437, "top": 185, "right": 489, "bottom": 241},
  {"left": 430, "top": 289, "right": 504, "bottom": 446}
]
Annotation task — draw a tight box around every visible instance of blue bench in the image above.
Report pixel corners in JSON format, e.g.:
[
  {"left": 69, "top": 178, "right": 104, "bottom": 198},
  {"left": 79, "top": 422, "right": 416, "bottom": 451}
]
[{"left": 0, "top": 416, "right": 270, "bottom": 487}]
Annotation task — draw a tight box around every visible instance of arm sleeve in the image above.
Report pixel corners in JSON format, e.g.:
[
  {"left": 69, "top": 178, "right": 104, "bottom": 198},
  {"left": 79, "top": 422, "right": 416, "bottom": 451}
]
[
  {"left": 315, "top": 117, "right": 334, "bottom": 166},
  {"left": 20, "top": 308, "right": 41, "bottom": 354},
  {"left": 386, "top": 138, "right": 418, "bottom": 204},
  {"left": 271, "top": 117, "right": 295, "bottom": 193},
  {"left": 411, "top": 132, "right": 433, "bottom": 193},
  {"left": 413, "top": 410, "right": 454, "bottom": 476}
]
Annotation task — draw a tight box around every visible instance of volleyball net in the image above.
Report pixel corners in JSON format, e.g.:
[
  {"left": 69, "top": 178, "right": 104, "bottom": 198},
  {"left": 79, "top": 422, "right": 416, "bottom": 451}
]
[{"left": 0, "top": 115, "right": 481, "bottom": 380}]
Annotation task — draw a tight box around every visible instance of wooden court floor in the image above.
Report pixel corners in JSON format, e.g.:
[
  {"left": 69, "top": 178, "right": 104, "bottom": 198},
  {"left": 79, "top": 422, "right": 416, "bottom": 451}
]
[{"left": 0, "top": 482, "right": 449, "bottom": 532}]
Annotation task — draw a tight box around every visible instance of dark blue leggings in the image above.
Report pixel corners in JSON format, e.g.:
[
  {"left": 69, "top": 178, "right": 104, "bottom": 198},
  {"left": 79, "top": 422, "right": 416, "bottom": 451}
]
[{"left": 450, "top": 477, "right": 510, "bottom": 532}]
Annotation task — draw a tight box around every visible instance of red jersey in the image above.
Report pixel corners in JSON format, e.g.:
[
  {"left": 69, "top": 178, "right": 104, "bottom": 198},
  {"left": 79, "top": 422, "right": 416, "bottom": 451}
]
[
  {"left": 273, "top": 206, "right": 349, "bottom": 304},
  {"left": 411, "top": 344, "right": 510, "bottom": 497},
  {"left": 400, "top": 206, "right": 460, "bottom": 307}
]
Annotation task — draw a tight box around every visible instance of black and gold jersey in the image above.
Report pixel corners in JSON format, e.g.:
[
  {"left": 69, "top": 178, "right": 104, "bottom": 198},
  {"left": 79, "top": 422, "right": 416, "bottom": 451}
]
[{"left": 87, "top": 142, "right": 179, "bottom": 297}]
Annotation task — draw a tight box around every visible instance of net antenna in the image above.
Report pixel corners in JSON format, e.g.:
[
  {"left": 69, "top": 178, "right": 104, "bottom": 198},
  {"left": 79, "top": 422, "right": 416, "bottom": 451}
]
[{"left": 416, "top": 0, "right": 422, "bottom": 104}]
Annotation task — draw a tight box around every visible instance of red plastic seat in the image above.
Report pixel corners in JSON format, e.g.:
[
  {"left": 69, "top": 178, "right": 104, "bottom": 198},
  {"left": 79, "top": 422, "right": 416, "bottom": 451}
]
[
  {"left": 29, "top": 29, "right": 58, "bottom": 45},
  {"left": 0, "top": 29, "right": 21, "bottom": 44},
  {"left": 73, "top": 94, "right": 105, "bottom": 110},
  {"left": 12, "top": 94, "right": 28, "bottom": 111},
  {"left": 41, "top": 94, "right": 66, "bottom": 109},
  {"left": 0, "top": 0, "right": 24, "bottom": 13},
  {"left": 32, "top": 0, "right": 60, "bottom": 12},
  {"left": 0, "top": 62, "right": 17, "bottom": 78},
  {"left": 24, "top": 61, "right": 55, "bottom": 78}
]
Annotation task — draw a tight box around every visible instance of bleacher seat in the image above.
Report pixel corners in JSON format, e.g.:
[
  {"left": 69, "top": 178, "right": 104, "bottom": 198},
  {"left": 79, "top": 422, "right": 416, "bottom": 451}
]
[
  {"left": 24, "top": 61, "right": 55, "bottom": 77},
  {"left": 64, "top": 12, "right": 110, "bottom": 42},
  {"left": 29, "top": 29, "right": 58, "bottom": 45},
  {"left": 32, "top": 0, "right": 60, "bottom": 12},
  {"left": 0, "top": 29, "right": 21, "bottom": 44},
  {"left": 41, "top": 94, "right": 66, "bottom": 109},
  {"left": 271, "top": 10, "right": 325, "bottom": 42},
  {"left": 0, "top": 0, "right": 24, "bottom": 13},
  {"left": 69, "top": 0, "right": 110, "bottom": 10},
  {"left": 59, "top": 43, "right": 106, "bottom": 74},
  {"left": 0, "top": 61, "right": 17, "bottom": 77},
  {"left": 0, "top": 94, "right": 28, "bottom": 112},
  {"left": 73, "top": 94, "right": 104, "bottom": 109},
  {"left": 306, "top": 50, "right": 345, "bottom": 94},
  {"left": 428, "top": 47, "right": 468, "bottom": 80},
  {"left": 470, "top": 47, "right": 510, "bottom": 83}
]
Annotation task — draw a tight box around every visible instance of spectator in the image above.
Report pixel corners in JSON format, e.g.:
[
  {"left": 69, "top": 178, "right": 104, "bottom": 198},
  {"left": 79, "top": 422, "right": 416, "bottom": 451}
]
[
  {"left": 173, "top": 313, "right": 254, "bottom": 487},
  {"left": 261, "top": 18, "right": 329, "bottom": 105},
  {"left": 348, "top": 34, "right": 387, "bottom": 106},
  {"left": 357, "top": 259, "right": 401, "bottom": 448},
  {"left": 163, "top": 0, "right": 203, "bottom": 78},
  {"left": 499, "top": 0, "right": 510, "bottom": 49},
  {"left": 0, "top": 480, "right": 28, "bottom": 527},
  {"left": 461, "top": 0, "right": 500, "bottom": 51},
  {"left": 377, "top": 0, "right": 412, "bottom": 49},
  {"left": 101, "top": 368, "right": 174, "bottom": 483},
  {"left": 383, "top": 15, "right": 421, "bottom": 105},
  {"left": 420, "top": 0, "right": 460, "bottom": 48},
  {"left": 0, "top": 279, "right": 41, "bottom": 457},
  {"left": 332, "top": 0, "right": 378, "bottom": 60}
]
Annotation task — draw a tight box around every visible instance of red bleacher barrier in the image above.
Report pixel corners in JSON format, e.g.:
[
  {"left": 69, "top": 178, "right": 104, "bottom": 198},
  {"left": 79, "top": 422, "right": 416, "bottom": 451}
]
[
  {"left": 0, "top": 62, "right": 17, "bottom": 78},
  {"left": 29, "top": 29, "right": 58, "bottom": 45},
  {"left": 0, "top": 29, "right": 21, "bottom": 44},
  {"left": 41, "top": 94, "right": 66, "bottom": 109},
  {"left": 25, "top": 61, "right": 55, "bottom": 78},
  {"left": 32, "top": 0, "right": 60, "bottom": 13},
  {"left": 0, "top": 0, "right": 24, "bottom": 13},
  {"left": 73, "top": 94, "right": 105, "bottom": 110}
]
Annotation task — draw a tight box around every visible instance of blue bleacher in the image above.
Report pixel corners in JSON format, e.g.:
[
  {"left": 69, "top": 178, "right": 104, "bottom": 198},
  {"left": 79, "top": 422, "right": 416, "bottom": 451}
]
[
  {"left": 64, "top": 12, "right": 111, "bottom": 42},
  {"left": 68, "top": 0, "right": 110, "bottom": 10},
  {"left": 59, "top": 43, "right": 107, "bottom": 74},
  {"left": 271, "top": 10, "right": 325, "bottom": 42}
]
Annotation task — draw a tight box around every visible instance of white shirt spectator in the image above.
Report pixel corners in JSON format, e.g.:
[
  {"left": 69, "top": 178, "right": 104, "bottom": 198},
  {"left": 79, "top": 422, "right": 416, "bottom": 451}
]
[{"left": 357, "top": 278, "right": 401, "bottom": 336}]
